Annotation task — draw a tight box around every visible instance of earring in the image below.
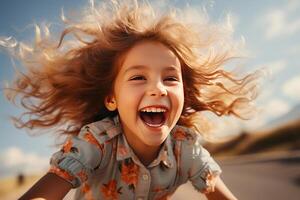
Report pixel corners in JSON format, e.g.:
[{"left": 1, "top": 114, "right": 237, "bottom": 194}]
[{"left": 105, "top": 97, "right": 117, "bottom": 111}]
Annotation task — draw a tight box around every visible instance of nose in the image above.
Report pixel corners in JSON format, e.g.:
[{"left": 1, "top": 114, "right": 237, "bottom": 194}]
[{"left": 147, "top": 81, "right": 167, "bottom": 97}]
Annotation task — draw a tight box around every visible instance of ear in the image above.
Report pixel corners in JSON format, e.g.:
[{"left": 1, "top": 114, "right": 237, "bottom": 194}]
[{"left": 104, "top": 95, "right": 117, "bottom": 111}]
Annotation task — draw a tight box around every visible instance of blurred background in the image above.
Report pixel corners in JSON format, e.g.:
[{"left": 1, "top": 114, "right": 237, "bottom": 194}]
[{"left": 0, "top": 0, "right": 299, "bottom": 199}]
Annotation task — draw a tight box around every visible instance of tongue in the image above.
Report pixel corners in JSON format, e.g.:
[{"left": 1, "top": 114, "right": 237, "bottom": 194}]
[{"left": 140, "top": 112, "right": 164, "bottom": 125}]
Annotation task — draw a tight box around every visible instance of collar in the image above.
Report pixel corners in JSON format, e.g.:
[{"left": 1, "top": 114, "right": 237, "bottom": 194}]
[
  {"left": 147, "top": 136, "right": 175, "bottom": 168},
  {"left": 116, "top": 132, "right": 134, "bottom": 161},
  {"left": 91, "top": 115, "right": 175, "bottom": 169},
  {"left": 87, "top": 115, "right": 122, "bottom": 140}
]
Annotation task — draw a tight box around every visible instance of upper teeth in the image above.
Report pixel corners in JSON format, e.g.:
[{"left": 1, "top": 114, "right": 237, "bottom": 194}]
[{"left": 140, "top": 107, "right": 167, "bottom": 112}]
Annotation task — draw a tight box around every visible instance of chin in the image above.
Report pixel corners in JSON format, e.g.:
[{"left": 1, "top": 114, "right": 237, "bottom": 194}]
[
  {"left": 144, "top": 140, "right": 165, "bottom": 147},
  {"left": 144, "top": 134, "right": 168, "bottom": 146}
]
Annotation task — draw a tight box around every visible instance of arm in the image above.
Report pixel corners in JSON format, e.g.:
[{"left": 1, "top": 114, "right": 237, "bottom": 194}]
[
  {"left": 205, "top": 176, "right": 238, "bottom": 200},
  {"left": 19, "top": 125, "right": 105, "bottom": 200},
  {"left": 19, "top": 173, "right": 72, "bottom": 200}
]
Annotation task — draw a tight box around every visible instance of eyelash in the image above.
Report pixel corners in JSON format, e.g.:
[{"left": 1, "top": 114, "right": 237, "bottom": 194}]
[
  {"left": 129, "top": 76, "right": 178, "bottom": 82},
  {"left": 164, "top": 76, "right": 178, "bottom": 81},
  {"left": 129, "top": 76, "right": 146, "bottom": 81}
]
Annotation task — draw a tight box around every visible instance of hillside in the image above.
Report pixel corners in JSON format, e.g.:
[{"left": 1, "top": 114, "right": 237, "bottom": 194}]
[{"left": 204, "top": 119, "right": 300, "bottom": 157}]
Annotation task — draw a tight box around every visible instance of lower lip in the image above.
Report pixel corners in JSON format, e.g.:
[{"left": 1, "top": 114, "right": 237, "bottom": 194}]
[{"left": 144, "top": 121, "right": 164, "bottom": 128}]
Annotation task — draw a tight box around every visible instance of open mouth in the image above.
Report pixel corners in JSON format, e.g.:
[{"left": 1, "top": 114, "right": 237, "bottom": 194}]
[{"left": 139, "top": 107, "right": 168, "bottom": 127}]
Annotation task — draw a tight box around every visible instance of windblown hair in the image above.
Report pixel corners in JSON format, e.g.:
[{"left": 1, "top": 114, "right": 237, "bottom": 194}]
[{"left": 2, "top": 0, "right": 260, "bottom": 136}]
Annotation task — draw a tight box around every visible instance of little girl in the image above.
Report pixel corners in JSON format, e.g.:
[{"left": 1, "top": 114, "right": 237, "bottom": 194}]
[{"left": 2, "top": 1, "right": 259, "bottom": 199}]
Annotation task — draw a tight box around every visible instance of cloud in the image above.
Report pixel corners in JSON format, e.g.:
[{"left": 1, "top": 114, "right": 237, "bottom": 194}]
[
  {"left": 203, "top": 96, "right": 292, "bottom": 137},
  {"left": 289, "top": 45, "right": 300, "bottom": 56},
  {"left": 261, "top": 98, "right": 291, "bottom": 118},
  {"left": 209, "top": 116, "right": 243, "bottom": 137},
  {"left": 242, "top": 115, "right": 268, "bottom": 132},
  {"left": 258, "top": 60, "right": 286, "bottom": 80},
  {"left": 238, "top": 98, "right": 291, "bottom": 132},
  {"left": 282, "top": 76, "right": 300, "bottom": 100},
  {"left": 208, "top": 114, "right": 267, "bottom": 137},
  {"left": 0, "top": 147, "right": 49, "bottom": 177},
  {"left": 262, "top": 1, "right": 300, "bottom": 39}
]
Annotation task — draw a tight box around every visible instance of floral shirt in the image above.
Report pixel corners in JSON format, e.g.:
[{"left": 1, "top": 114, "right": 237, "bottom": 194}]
[{"left": 49, "top": 116, "right": 221, "bottom": 200}]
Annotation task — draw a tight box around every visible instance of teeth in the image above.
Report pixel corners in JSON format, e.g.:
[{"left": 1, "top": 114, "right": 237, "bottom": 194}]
[{"left": 140, "top": 107, "right": 167, "bottom": 112}]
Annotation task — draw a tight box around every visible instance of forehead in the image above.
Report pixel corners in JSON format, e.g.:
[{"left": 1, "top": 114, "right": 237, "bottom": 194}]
[{"left": 118, "top": 40, "right": 181, "bottom": 73}]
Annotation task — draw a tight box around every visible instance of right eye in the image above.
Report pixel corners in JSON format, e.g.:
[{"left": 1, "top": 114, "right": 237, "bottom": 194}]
[{"left": 129, "top": 76, "right": 146, "bottom": 81}]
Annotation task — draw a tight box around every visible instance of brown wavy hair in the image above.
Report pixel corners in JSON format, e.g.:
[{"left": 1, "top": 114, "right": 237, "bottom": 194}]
[{"left": 2, "top": 0, "right": 261, "bottom": 137}]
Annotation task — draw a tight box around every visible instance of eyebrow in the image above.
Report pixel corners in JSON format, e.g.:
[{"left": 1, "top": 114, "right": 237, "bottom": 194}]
[{"left": 124, "top": 65, "right": 180, "bottom": 74}]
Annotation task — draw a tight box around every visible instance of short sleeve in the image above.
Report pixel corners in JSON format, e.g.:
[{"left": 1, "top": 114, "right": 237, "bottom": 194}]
[
  {"left": 175, "top": 127, "right": 222, "bottom": 193},
  {"left": 188, "top": 138, "right": 222, "bottom": 193},
  {"left": 49, "top": 126, "right": 104, "bottom": 188}
]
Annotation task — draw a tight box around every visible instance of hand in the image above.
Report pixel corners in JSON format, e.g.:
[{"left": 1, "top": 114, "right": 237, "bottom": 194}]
[{"left": 205, "top": 176, "right": 238, "bottom": 200}]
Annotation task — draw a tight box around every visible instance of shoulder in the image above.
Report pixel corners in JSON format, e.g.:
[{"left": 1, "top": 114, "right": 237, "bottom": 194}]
[
  {"left": 171, "top": 125, "right": 211, "bottom": 163},
  {"left": 171, "top": 125, "right": 202, "bottom": 145},
  {"left": 170, "top": 125, "right": 222, "bottom": 191},
  {"left": 56, "top": 116, "right": 121, "bottom": 169},
  {"left": 49, "top": 117, "right": 122, "bottom": 187},
  {"left": 170, "top": 125, "right": 206, "bottom": 164},
  {"left": 78, "top": 116, "right": 122, "bottom": 146}
]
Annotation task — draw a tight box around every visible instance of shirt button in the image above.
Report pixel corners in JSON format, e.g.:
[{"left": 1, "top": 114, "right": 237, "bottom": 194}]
[{"left": 142, "top": 174, "right": 149, "bottom": 181}]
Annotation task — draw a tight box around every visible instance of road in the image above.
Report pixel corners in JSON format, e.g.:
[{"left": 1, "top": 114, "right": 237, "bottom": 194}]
[
  {"left": 215, "top": 153, "right": 300, "bottom": 200},
  {"left": 172, "top": 152, "right": 300, "bottom": 200},
  {"left": 3, "top": 152, "right": 300, "bottom": 200}
]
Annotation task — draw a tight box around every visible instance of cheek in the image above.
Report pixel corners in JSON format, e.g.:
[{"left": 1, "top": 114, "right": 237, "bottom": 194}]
[
  {"left": 177, "top": 84, "right": 185, "bottom": 101},
  {"left": 115, "top": 85, "right": 142, "bottom": 108},
  {"left": 170, "top": 86, "right": 185, "bottom": 110}
]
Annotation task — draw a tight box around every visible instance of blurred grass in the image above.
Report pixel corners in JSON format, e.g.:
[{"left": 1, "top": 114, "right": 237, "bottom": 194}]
[{"left": 0, "top": 174, "right": 41, "bottom": 198}]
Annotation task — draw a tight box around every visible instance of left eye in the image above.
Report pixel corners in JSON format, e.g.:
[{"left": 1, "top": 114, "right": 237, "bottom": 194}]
[
  {"left": 130, "top": 76, "right": 146, "bottom": 81},
  {"left": 164, "top": 77, "right": 178, "bottom": 81}
]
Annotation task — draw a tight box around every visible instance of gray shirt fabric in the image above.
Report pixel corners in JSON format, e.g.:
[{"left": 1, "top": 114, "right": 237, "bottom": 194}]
[{"left": 49, "top": 116, "right": 221, "bottom": 200}]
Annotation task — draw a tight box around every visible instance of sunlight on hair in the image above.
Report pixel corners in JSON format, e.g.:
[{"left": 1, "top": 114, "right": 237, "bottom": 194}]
[{"left": 1, "top": 0, "right": 261, "bottom": 138}]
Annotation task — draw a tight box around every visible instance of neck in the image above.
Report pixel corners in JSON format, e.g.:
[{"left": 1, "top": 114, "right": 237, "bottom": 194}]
[
  {"left": 123, "top": 133, "right": 161, "bottom": 166},
  {"left": 133, "top": 144, "right": 161, "bottom": 166},
  {"left": 120, "top": 120, "right": 162, "bottom": 166}
]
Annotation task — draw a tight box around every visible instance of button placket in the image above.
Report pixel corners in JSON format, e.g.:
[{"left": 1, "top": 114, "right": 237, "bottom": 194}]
[
  {"left": 142, "top": 174, "right": 149, "bottom": 181},
  {"left": 135, "top": 167, "right": 151, "bottom": 200}
]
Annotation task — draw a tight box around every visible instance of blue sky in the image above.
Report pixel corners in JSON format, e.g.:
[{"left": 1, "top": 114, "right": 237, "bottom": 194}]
[{"left": 0, "top": 0, "right": 300, "bottom": 177}]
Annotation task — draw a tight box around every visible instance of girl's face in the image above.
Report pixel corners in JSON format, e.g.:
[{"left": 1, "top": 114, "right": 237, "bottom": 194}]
[{"left": 110, "top": 40, "right": 184, "bottom": 154}]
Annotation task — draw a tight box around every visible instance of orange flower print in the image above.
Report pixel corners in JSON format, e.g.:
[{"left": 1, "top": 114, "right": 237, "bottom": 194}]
[
  {"left": 84, "top": 132, "right": 104, "bottom": 152},
  {"left": 81, "top": 182, "right": 91, "bottom": 193},
  {"left": 62, "top": 139, "right": 73, "bottom": 153},
  {"left": 173, "top": 129, "right": 186, "bottom": 141},
  {"left": 101, "top": 180, "right": 122, "bottom": 200},
  {"left": 77, "top": 170, "right": 88, "bottom": 183},
  {"left": 201, "top": 170, "right": 218, "bottom": 194},
  {"left": 118, "top": 144, "right": 128, "bottom": 157},
  {"left": 153, "top": 187, "right": 164, "bottom": 193},
  {"left": 81, "top": 183, "right": 95, "bottom": 200},
  {"left": 120, "top": 160, "right": 139, "bottom": 189}
]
